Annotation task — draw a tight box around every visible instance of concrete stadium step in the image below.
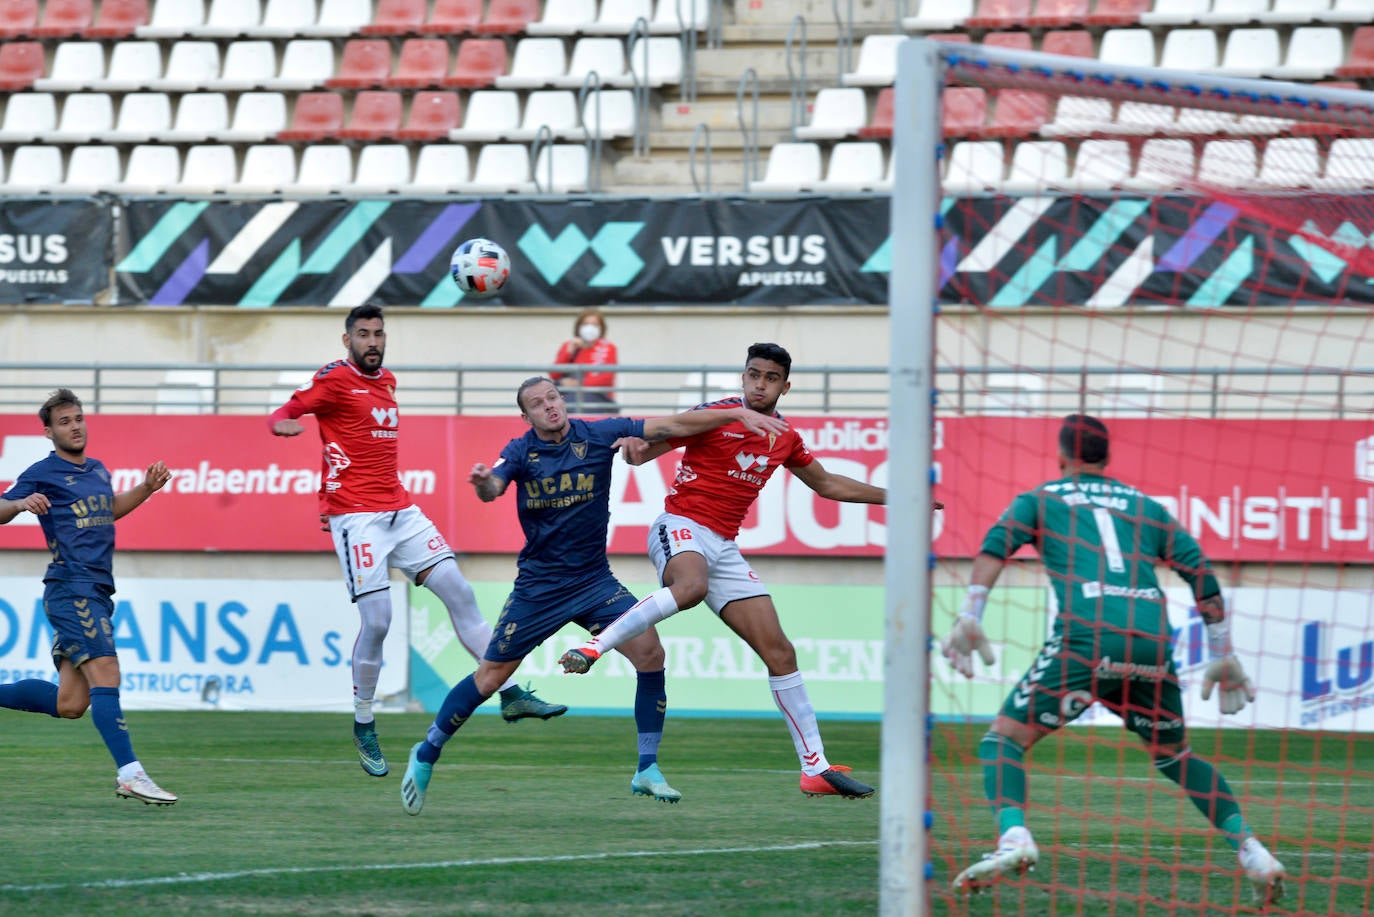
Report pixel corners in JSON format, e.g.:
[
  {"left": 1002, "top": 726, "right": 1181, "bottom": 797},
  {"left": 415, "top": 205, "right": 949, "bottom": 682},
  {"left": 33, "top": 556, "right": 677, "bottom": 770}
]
[
  {"left": 732, "top": 0, "right": 903, "bottom": 27},
  {"left": 693, "top": 45, "right": 843, "bottom": 81},
  {"left": 646, "top": 127, "right": 794, "bottom": 150},
  {"left": 611, "top": 152, "right": 748, "bottom": 192},
  {"left": 660, "top": 97, "right": 797, "bottom": 132}
]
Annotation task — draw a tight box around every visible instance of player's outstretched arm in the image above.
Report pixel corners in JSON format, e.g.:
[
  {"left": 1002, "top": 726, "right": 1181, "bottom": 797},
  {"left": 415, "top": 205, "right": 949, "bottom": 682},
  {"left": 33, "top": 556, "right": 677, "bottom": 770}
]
[
  {"left": 790, "top": 457, "right": 885, "bottom": 504},
  {"left": 615, "top": 437, "right": 674, "bottom": 467},
  {"left": 0, "top": 493, "right": 51, "bottom": 525},
  {"left": 940, "top": 552, "right": 1003, "bottom": 678},
  {"left": 268, "top": 400, "right": 307, "bottom": 437},
  {"left": 114, "top": 461, "right": 172, "bottom": 519},
  {"left": 469, "top": 462, "right": 510, "bottom": 503},
  {"left": 641, "top": 406, "right": 787, "bottom": 443},
  {"left": 1196, "top": 593, "right": 1257, "bottom": 715}
]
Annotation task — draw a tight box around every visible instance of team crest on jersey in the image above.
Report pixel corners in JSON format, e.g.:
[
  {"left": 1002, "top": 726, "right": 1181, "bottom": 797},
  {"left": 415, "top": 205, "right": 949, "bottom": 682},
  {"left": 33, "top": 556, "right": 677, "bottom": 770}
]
[
  {"left": 527, "top": 451, "right": 540, "bottom": 463},
  {"left": 64, "top": 475, "right": 76, "bottom": 486},
  {"left": 767, "top": 433, "right": 778, "bottom": 451},
  {"left": 571, "top": 441, "right": 587, "bottom": 459}
]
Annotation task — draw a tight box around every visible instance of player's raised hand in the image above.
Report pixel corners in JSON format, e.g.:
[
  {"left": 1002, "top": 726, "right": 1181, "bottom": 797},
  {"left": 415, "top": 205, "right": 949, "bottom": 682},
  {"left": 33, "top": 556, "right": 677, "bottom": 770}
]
[
  {"left": 144, "top": 461, "right": 172, "bottom": 493},
  {"left": 272, "top": 419, "right": 306, "bottom": 437},
  {"left": 734, "top": 409, "right": 788, "bottom": 438},
  {"left": 1201, "top": 655, "right": 1257, "bottom": 715},
  {"left": 941, "top": 616, "right": 995, "bottom": 678},
  {"left": 613, "top": 436, "right": 652, "bottom": 464},
  {"left": 468, "top": 462, "right": 493, "bottom": 485},
  {"left": 19, "top": 493, "right": 51, "bottom": 515}
]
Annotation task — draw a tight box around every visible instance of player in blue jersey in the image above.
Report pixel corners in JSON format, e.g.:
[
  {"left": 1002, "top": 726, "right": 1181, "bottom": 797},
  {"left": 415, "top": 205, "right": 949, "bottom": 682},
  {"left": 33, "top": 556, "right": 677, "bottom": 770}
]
[
  {"left": 0, "top": 389, "right": 178, "bottom": 805},
  {"left": 400, "top": 377, "right": 787, "bottom": 815}
]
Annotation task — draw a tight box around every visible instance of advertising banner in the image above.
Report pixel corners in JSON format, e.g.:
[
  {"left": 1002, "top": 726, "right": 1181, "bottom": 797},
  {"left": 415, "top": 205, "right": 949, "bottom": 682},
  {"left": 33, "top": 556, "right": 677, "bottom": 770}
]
[
  {"left": 0, "top": 197, "right": 112, "bottom": 303},
  {"left": 0, "top": 577, "right": 408, "bottom": 711}
]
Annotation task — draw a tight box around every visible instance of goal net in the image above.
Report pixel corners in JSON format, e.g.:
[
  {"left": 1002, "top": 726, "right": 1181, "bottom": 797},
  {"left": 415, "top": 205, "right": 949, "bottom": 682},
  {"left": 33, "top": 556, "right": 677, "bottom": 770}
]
[{"left": 886, "top": 38, "right": 1374, "bottom": 917}]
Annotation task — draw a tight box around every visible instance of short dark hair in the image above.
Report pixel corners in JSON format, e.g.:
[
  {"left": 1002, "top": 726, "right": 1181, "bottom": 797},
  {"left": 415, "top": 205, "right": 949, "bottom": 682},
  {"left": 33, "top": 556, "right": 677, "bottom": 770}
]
[
  {"left": 746, "top": 342, "right": 792, "bottom": 379},
  {"left": 516, "top": 376, "right": 558, "bottom": 412},
  {"left": 1059, "top": 414, "right": 1109, "bottom": 465},
  {"left": 39, "top": 388, "right": 81, "bottom": 427},
  {"left": 346, "top": 303, "right": 384, "bottom": 332}
]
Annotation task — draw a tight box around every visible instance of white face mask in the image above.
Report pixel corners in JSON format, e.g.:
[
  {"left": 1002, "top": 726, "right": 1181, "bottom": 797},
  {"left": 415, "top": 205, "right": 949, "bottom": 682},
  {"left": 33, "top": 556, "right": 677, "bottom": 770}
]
[{"left": 578, "top": 323, "right": 602, "bottom": 343}]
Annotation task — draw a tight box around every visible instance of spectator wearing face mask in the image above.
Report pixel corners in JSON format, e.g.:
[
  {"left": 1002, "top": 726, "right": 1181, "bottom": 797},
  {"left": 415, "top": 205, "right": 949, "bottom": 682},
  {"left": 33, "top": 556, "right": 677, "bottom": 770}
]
[{"left": 551, "top": 309, "right": 619, "bottom": 415}]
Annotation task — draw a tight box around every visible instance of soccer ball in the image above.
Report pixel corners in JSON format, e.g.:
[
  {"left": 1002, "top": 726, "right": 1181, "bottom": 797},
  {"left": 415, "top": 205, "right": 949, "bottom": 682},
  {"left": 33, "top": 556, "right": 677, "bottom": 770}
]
[{"left": 449, "top": 238, "right": 510, "bottom": 299}]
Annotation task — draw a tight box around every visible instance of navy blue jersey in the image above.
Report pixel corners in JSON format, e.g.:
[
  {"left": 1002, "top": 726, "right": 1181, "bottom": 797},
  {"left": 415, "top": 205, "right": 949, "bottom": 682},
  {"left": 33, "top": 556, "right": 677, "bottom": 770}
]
[
  {"left": 2, "top": 453, "right": 117, "bottom": 589},
  {"left": 491, "top": 417, "right": 644, "bottom": 600}
]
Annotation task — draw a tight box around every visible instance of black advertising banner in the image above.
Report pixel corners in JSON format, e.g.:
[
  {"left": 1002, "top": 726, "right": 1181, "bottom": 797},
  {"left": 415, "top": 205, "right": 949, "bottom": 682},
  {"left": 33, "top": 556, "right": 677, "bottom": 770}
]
[{"left": 0, "top": 197, "right": 112, "bottom": 304}]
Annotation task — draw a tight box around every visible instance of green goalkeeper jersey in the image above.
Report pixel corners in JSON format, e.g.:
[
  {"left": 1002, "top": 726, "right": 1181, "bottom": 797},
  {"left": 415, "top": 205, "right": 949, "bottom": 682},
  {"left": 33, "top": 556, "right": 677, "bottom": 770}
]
[{"left": 979, "top": 472, "right": 1218, "bottom": 639}]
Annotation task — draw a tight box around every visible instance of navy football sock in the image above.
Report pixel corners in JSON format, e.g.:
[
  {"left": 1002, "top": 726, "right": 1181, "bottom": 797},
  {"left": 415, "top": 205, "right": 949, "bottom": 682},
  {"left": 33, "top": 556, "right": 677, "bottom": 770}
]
[
  {"left": 0, "top": 679, "right": 59, "bottom": 717},
  {"left": 634, "top": 669, "right": 667, "bottom": 771},
  {"left": 419, "top": 675, "right": 488, "bottom": 764},
  {"left": 89, "top": 686, "right": 137, "bottom": 769}
]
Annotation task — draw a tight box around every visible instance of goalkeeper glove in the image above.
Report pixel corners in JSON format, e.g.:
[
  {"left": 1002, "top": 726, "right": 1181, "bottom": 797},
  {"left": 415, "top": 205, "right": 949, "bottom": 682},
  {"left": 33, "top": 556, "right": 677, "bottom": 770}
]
[
  {"left": 941, "top": 586, "right": 995, "bottom": 678},
  {"left": 1201, "top": 655, "right": 1257, "bottom": 715}
]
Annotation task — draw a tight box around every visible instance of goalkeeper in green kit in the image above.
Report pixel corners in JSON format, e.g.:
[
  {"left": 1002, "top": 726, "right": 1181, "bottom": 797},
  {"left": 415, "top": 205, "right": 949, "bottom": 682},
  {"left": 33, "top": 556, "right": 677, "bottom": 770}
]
[{"left": 940, "top": 414, "right": 1285, "bottom": 905}]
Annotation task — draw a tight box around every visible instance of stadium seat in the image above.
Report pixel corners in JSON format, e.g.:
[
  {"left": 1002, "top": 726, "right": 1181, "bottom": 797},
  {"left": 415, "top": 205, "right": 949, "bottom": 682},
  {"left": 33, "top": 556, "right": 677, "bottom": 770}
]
[
  {"left": 397, "top": 91, "right": 463, "bottom": 139},
  {"left": 264, "top": 39, "right": 334, "bottom": 90},
  {"left": 423, "top": 0, "right": 484, "bottom": 33},
  {"left": 649, "top": 0, "right": 709, "bottom": 33},
  {"left": 945, "top": 142, "right": 1005, "bottom": 193},
  {"left": 150, "top": 41, "right": 221, "bottom": 92},
  {"left": 33, "top": 0, "right": 92, "bottom": 37},
  {"left": 199, "top": 0, "right": 262, "bottom": 37},
  {"left": 585, "top": 0, "right": 655, "bottom": 34},
  {"left": 88, "top": 0, "right": 149, "bottom": 37},
  {"left": 902, "top": 0, "right": 973, "bottom": 30},
  {"left": 362, "top": 0, "right": 426, "bottom": 35},
  {"left": 1196, "top": 0, "right": 1267, "bottom": 24},
  {"left": 1064, "top": 139, "right": 1133, "bottom": 189},
  {"left": 813, "top": 141, "right": 885, "bottom": 192},
  {"left": 229, "top": 144, "right": 297, "bottom": 193},
  {"left": 326, "top": 39, "right": 391, "bottom": 89},
  {"left": 50, "top": 93, "right": 112, "bottom": 144},
  {"left": 302, "top": 0, "right": 370, "bottom": 36},
  {"left": 858, "top": 86, "right": 895, "bottom": 139},
  {"left": 981, "top": 373, "right": 1045, "bottom": 416},
  {"left": 464, "top": 142, "right": 534, "bottom": 191},
  {"left": 221, "top": 92, "right": 288, "bottom": 141},
  {"left": 411, "top": 144, "right": 472, "bottom": 191},
  {"left": 578, "top": 88, "right": 635, "bottom": 137},
  {"left": 1097, "top": 29, "right": 1154, "bottom": 67},
  {"left": 1335, "top": 26, "right": 1374, "bottom": 77},
  {"left": 1266, "top": 0, "right": 1331, "bottom": 21},
  {"left": 448, "top": 89, "right": 521, "bottom": 140},
  {"left": 0, "top": 93, "right": 55, "bottom": 142},
  {"left": 2, "top": 146, "right": 63, "bottom": 193},
  {"left": 1085, "top": 0, "right": 1150, "bottom": 25},
  {"left": 155, "top": 371, "right": 215, "bottom": 414},
  {"left": 164, "top": 93, "right": 231, "bottom": 142},
  {"left": 1161, "top": 29, "right": 1219, "bottom": 70},
  {"left": 795, "top": 87, "right": 867, "bottom": 140},
  {"left": 556, "top": 37, "right": 629, "bottom": 88},
  {"left": 496, "top": 37, "right": 568, "bottom": 89},
  {"left": 1324, "top": 0, "right": 1374, "bottom": 20},
  {"left": 339, "top": 91, "right": 404, "bottom": 140},
  {"left": 1197, "top": 139, "right": 1258, "bottom": 186},
  {"left": 527, "top": 0, "right": 599, "bottom": 35},
  {"left": 985, "top": 90, "right": 1050, "bottom": 138},
  {"left": 1218, "top": 28, "right": 1280, "bottom": 77},
  {"left": 114, "top": 144, "right": 180, "bottom": 193},
  {"left": 293, "top": 145, "right": 353, "bottom": 193},
  {"left": 1043, "top": 96, "right": 1114, "bottom": 136},
  {"left": 474, "top": 0, "right": 541, "bottom": 34},
  {"left": 1256, "top": 137, "right": 1320, "bottom": 187},
  {"left": 277, "top": 91, "right": 345, "bottom": 140},
  {"left": 531, "top": 143, "right": 591, "bottom": 192},
  {"left": 138, "top": 0, "right": 204, "bottom": 37},
  {"left": 983, "top": 32, "right": 1032, "bottom": 50},
  {"left": 107, "top": 93, "right": 171, "bottom": 143},
  {"left": 348, "top": 144, "right": 412, "bottom": 193},
  {"left": 1096, "top": 374, "right": 1162, "bottom": 415},
  {"left": 62, "top": 145, "right": 121, "bottom": 193},
  {"left": 175, "top": 144, "right": 238, "bottom": 192},
  {"left": 216, "top": 41, "right": 278, "bottom": 90},
  {"left": 1003, "top": 140, "right": 1069, "bottom": 191},
  {"left": 750, "top": 141, "right": 823, "bottom": 192},
  {"left": 1041, "top": 30, "right": 1094, "bottom": 57},
  {"left": 1123, "top": 139, "right": 1192, "bottom": 189},
  {"left": 965, "top": 0, "right": 1032, "bottom": 29},
  {"left": 1318, "top": 137, "right": 1374, "bottom": 188},
  {"left": 445, "top": 38, "right": 508, "bottom": 87},
  {"left": 0, "top": 0, "right": 38, "bottom": 38},
  {"left": 1114, "top": 101, "right": 1177, "bottom": 134},
  {"left": 89, "top": 41, "right": 160, "bottom": 91},
  {"left": 33, "top": 41, "right": 104, "bottom": 92},
  {"left": 841, "top": 33, "right": 904, "bottom": 86},
  {"left": 1139, "top": 0, "right": 1208, "bottom": 21},
  {"left": 1029, "top": 0, "right": 1090, "bottom": 28},
  {"left": 508, "top": 89, "right": 581, "bottom": 140},
  {"left": 387, "top": 38, "right": 450, "bottom": 87},
  {"left": 254, "top": 0, "right": 318, "bottom": 37},
  {"left": 942, "top": 87, "right": 988, "bottom": 138},
  {"left": 1269, "top": 27, "right": 1341, "bottom": 80},
  {"left": 624, "top": 35, "right": 683, "bottom": 86}
]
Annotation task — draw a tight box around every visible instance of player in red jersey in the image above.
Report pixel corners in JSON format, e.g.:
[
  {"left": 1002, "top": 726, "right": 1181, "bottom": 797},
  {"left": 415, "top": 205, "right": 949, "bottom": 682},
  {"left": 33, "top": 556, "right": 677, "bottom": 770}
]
[
  {"left": 269, "top": 304, "right": 565, "bottom": 778},
  {"left": 559, "top": 342, "right": 885, "bottom": 798}
]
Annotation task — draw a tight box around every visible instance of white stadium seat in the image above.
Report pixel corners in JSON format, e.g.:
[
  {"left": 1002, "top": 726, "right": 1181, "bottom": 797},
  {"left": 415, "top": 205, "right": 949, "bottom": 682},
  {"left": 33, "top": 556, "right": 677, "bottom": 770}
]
[
  {"left": 0, "top": 93, "right": 55, "bottom": 143},
  {"left": 63, "top": 145, "right": 122, "bottom": 194},
  {"left": 584, "top": 0, "right": 654, "bottom": 35},
  {"left": 198, "top": 0, "right": 263, "bottom": 37},
  {"left": 578, "top": 88, "right": 635, "bottom": 138},
  {"left": 34, "top": 41, "right": 105, "bottom": 92},
  {"left": 216, "top": 41, "right": 278, "bottom": 90},
  {"left": 411, "top": 144, "right": 472, "bottom": 192},
  {"left": 253, "top": 0, "right": 319, "bottom": 37},
  {"left": 348, "top": 144, "right": 412, "bottom": 194},
  {"left": 902, "top": 0, "right": 974, "bottom": 31},
  {"left": 1197, "top": 139, "right": 1259, "bottom": 187},
  {"left": 151, "top": 41, "right": 221, "bottom": 92},
  {"left": 116, "top": 145, "right": 181, "bottom": 194},
  {"left": 139, "top": 0, "right": 207, "bottom": 39},
  {"left": 649, "top": 0, "right": 709, "bottom": 33},
  {"left": 796, "top": 87, "right": 867, "bottom": 140},
  {"left": 508, "top": 90, "right": 581, "bottom": 140},
  {"left": 623, "top": 35, "right": 682, "bottom": 87},
  {"left": 1003, "top": 141, "right": 1070, "bottom": 193},
  {"left": 526, "top": 0, "right": 599, "bottom": 35},
  {"left": 219, "top": 92, "right": 288, "bottom": 142},
  {"left": 1269, "top": 27, "right": 1342, "bottom": 80},
  {"left": 229, "top": 144, "right": 297, "bottom": 194},
  {"left": 555, "top": 37, "right": 628, "bottom": 88},
  {"left": 841, "top": 34, "right": 904, "bottom": 86},
  {"left": 532, "top": 143, "right": 591, "bottom": 192},
  {"left": 944, "top": 141, "right": 1006, "bottom": 194},
  {"left": 1218, "top": 28, "right": 1280, "bottom": 78},
  {"left": 262, "top": 39, "right": 333, "bottom": 90},
  {"left": 176, "top": 144, "right": 239, "bottom": 193},
  {"left": 448, "top": 90, "right": 521, "bottom": 141},
  {"left": 292, "top": 145, "right": 353, "bottom": 193},
  {"left": 91, "top": 41, "right": 163, "bottom": 92},
  {"left": 463, "top": 143, "right": 535, "bottom": 192},
  {"left": 1125, "top": 137, "right": 1195, "bottom": 190},
  {"left": 1065, "top": 139, "right": 1133, "bottom": 190},
  {"left": 301, "top": 0, "right": 371, "bottom": 36},
  {"left": 49, "top": 93, "right": 114, "bottom": 144},
  {"left": 165, "top": 93, "right": 231, "bottom": 142},
  {"left": 749, "top": 141, "right": 822, "bottom": 193},
  {"left": 105, "top": 92, "right": 171, "bottom": 143},
  {"left": 813, "top": 141, "right": 886, "bottom": 192},
  {"left": 1256, "top": 137, "right": 1321, "bottom": 188},
  {"left": 2, "top": 146, "right": 63, "bottom": 194},
  {"left": 495, "top": 38, "right": 568, "bottom": 89}
]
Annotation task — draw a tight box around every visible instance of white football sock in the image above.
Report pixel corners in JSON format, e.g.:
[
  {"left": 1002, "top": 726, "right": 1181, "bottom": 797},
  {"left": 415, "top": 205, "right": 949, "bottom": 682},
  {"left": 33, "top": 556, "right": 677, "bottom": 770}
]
[
  {"left": 588, "top": 587, "right": 680, "bottom": 654},
  {"left": 423, "top": 558, "right": 514, "bottom": 692},
  {"left": 351, "top": 590, "right": 392, "bottom": 722},
  {"left": 770, "top": 671, "right": 830, "bottom": 776}
]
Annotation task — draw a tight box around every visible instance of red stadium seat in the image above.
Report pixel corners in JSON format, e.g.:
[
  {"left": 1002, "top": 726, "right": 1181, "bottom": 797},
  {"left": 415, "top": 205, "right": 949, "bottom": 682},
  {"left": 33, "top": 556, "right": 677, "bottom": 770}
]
[
  {"left": 423, "top": 0, "right": 484, "bottom": 34},
  {"left": 0, "top": 41, "right": 45, "bottom": 89},
  {"left": 0, "top": 0, "right": 38, "bottom": 38},
  {"left": 444, "top": 38, "right": 508, "bottom": 88},
  {"left": 32, "top": 0, "right": 92, "bottom": 37},
  {"left": 1029, "top": 0, "right": 1089, "bottom": 29},
  {"left": 1335, "top": 27, "right": 1374, "bottom": 79},
  {"left": 965, "top": 0, "right": 1032, "bottom": 30},
  {"left": 984, "top": 32, "right": 1032, "bottom": 50},
  {"left": 361, "top": 0, "right": 426, "bottom": 35},
  {"left": 858, "top": 86, "right": 894, "bottom": 139},
  {"left": 87, "top": 0, "right": 148, "bottom": 37},
  {"left": 1084, "top": 0, "right": 1150, "bottom": 27},
  {"left": 930, "top": 33, "right": 972, "bottom": 44},
  {"left": 277, "top": 91, "right": 345, "bottom": 141},
  {"left": 984, "top": 90, "right": 1051, "bottom": 138},
  {"left": 325, "top": 39, "right": 392, "bottom": 89},
  {"left": 473, "top": 0, "right": 541, "bottom": 35},
  {"left": 943, "top": 87, "right": 988, "bottom": 138},
  {"left": 1042, "top": 30, "right": 1095, "bottom": 58},
  {"left": 339, "top": 90, "right": 404, "bottom": 139},
  {"left": 397, "top": 90, "right": 463, "bottom": 139},
  {"left": 386, "top": 38, "right": 450, "bottom": 88}
]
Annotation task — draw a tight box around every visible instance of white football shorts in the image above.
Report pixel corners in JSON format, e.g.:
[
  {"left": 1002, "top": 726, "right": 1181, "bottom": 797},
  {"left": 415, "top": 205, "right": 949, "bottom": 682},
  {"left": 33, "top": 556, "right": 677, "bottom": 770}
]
[
  {"left": 646, "top": 511, "right": 769, "bottom": 614},
  {"left": 329, "top": 505, "right": 454, "bottom": 600}
]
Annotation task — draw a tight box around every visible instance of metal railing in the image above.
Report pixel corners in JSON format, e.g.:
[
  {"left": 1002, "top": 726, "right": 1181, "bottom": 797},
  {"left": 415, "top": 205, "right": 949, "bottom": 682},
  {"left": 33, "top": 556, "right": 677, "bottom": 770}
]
[
  {"left": 785, "top": 15, "right": 808, "bottom": 141},
  {"left": 689, "top": 122, "right": 712, "bottom": 192},
  {"left": 736, "top": 67, "right": 760, "bottom": 191}
]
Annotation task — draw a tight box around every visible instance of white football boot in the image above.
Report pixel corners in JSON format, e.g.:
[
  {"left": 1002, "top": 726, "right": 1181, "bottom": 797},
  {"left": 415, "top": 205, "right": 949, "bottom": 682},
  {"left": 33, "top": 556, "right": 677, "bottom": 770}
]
[
  {"left": 1239, "top": 837, "right": 1285, "bottom": 906},
  {"left": 953, "top": 825, "right": 1039, "bottom": 891}
]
